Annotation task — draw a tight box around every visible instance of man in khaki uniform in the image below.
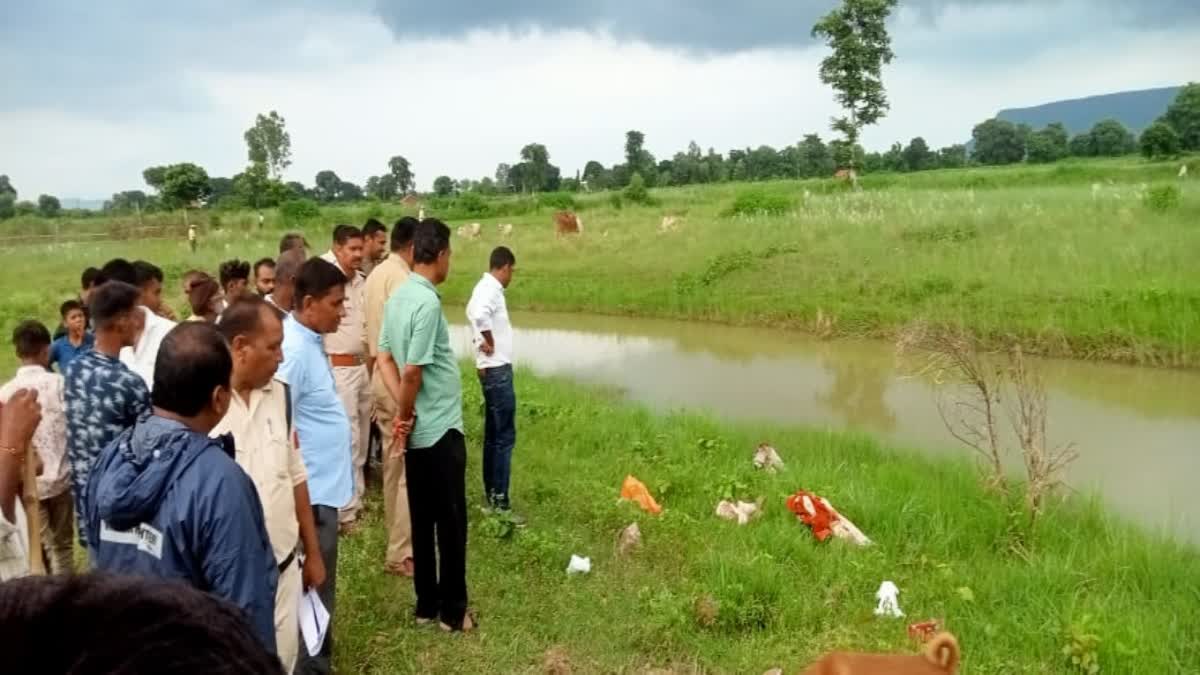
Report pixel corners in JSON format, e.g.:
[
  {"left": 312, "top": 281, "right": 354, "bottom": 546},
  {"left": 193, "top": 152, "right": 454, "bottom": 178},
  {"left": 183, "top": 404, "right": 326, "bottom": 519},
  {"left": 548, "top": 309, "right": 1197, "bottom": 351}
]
[
  {"left": 320, "top": 225, "right": 370, "bottom": 529},
  {"left": 364, "top": 217, "right": 418, "bottom": 576},
  {"left": 213, "top": 297, "right": 325, "bottom": 672}
]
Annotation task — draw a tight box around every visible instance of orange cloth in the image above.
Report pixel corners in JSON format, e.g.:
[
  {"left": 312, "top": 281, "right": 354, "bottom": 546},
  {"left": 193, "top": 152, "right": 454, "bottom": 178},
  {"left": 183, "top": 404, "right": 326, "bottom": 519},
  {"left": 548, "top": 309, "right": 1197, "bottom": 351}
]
[
  {"left": 786, "top": 490, "right": 840, "bottom": 541},
  {"left": 620, "top": 475, "right": 662, "bottom": 515}
]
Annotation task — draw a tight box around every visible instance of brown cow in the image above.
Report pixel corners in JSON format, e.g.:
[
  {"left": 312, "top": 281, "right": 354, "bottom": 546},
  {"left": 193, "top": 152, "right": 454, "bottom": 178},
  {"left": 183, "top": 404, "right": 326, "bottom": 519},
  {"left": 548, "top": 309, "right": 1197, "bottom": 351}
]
[{"left": 554, "top": 211, "right": 583, "bottom": 236}]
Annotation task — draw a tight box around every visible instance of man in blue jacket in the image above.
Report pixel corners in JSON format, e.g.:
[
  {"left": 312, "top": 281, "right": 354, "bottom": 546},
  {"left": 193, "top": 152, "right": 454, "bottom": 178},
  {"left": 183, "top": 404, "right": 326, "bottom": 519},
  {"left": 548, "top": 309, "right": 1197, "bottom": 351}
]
[{"left": 86, "top": 321, "right": 278, "bottom": 655}]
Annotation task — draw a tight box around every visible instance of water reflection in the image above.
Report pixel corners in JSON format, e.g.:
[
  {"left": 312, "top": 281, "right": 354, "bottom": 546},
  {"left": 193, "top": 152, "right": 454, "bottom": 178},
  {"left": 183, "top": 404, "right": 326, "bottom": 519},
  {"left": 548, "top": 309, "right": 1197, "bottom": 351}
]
[{"left": 447, "top": 309, "right": 1200, "bottom": 544}]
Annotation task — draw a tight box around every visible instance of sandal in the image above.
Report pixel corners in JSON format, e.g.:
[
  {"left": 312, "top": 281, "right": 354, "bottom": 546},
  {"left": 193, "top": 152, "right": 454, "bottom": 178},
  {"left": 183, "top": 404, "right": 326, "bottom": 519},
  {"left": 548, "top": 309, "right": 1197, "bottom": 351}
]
[
  {"left": 384, "top": 558, "right": 415, "bottom": 577},
  {"left": 440, "top": 609, "right": 478, "bottom": 633}
]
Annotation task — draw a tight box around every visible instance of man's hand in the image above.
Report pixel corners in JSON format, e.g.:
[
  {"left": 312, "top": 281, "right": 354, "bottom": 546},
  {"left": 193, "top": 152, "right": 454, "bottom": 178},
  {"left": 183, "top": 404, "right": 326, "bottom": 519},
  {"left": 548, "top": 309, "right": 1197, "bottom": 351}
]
[
  {"left": 389, "top": 414, "right": 413, "bottom": 459},
  {"left": 0, "top": 389, "right": 41, "bottom": 451},
  {"left": 479, "top": 340, "right": 494, "bottom": 356},
  {"left": 302, "top": 550, "right": 327, "bottom": 590}
]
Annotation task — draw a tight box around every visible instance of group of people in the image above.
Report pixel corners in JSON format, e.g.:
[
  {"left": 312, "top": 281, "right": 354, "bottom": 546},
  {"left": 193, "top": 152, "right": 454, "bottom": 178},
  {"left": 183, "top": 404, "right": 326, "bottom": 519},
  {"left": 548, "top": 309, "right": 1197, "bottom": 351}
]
[{"left": 0, "top": 216, "right": 521, "bottom": 673}]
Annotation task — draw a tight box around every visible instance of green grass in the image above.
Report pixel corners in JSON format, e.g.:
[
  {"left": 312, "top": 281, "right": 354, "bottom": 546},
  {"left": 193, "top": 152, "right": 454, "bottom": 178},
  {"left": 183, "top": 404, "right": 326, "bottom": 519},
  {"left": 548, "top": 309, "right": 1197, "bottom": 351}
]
[
  {"left": 332, "top": 369, "right": 1200, "bottom": 673},
  {"left": 2, "top": 156, "right": 1197, "bottom": 366}
]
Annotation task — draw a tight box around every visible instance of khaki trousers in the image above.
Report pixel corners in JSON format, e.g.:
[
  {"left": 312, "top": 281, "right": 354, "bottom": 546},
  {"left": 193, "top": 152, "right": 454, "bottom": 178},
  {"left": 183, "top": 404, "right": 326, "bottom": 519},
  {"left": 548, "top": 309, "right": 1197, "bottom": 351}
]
[
  {"left": 275, "top": 558, "right": 302, "bottom": 673},
  {"left": 332, "top": 364, "right": 370, "bottom": 524},
  {"left": 372, "top": 370, "right": 413, "bottom": 564},
  {"left": 39, "top": 491, "right": 74, "bottom": 575}
]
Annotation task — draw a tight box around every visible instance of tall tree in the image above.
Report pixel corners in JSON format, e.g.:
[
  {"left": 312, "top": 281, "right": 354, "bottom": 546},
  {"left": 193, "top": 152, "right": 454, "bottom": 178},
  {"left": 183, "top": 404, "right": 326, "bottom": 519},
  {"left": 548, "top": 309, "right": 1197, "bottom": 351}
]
[
  {"left": 233, "top": 162, "right": 285, "bottom": 209},
  {"left": 936, "top": 144, "right": 967, "bottom": 169},
  {"left": 1140, "top": 121, "right": 1182, "bottom": 159},
  {"left": 971, "top": 118, "right": 1025, "bottom": 165},
  {"left": 336, "top": 180, "right": 363, "bottom": 201},
  {"left": 244, "top": 111, "right": 292, "bottom": 179},
  {"left": 314, "top": 170, "right": 342, "bottom": 203},
  {"left": 1161, "top": 82, "right": 1200, "bottom": 151},
  {"left": 37, "top": 194, "right": 61, "bottom": 217},
  {"left": 388, "top": 155, "right": 414, "bottom": 194},
  {"left": 1088, "top": 119, "right": 1136, "bottom": 156},
  {"left": 582, "top": 160, "right": 607, "bottom": 189},
  {"left": 902, "top": 137, "right": 935, "bottom": 171},
  {"left": 1025, "top": 122, "right": 1069, "bottom": 163},
  {"left": 1068, "top": 132, "right": 1094, "bottom": 157},
  {"left": 797, "top": 134, "right": 833, "bottom": 177},
  {"left": 366, "top": 174, "right": 400, "bottom": 201},
  {"left": 812, "top": 0, "right": 899, "bottom": 172},
  {"left": 106, "top": 190, "right": 148, "bottom": 212},
  {"left": 494, "top": 163, "right": 512, "bottom": 192},
  {"left": 432, "top": 175, "right": 455, "bottom": 197},
  {"left": 142, "top": 165, "right": 168, "bottom": 192},
  {"left": 160, "top": 163, "right": 211, "bottom": 208},
  {"left": 518, "top": 144, "right": 551, "bottom": 192},
  {"left": 0, "top": 175, "right": 15, "bottom": 198},
  {"left": 0, "top": 194, "right": 14, "bottom": 220}
]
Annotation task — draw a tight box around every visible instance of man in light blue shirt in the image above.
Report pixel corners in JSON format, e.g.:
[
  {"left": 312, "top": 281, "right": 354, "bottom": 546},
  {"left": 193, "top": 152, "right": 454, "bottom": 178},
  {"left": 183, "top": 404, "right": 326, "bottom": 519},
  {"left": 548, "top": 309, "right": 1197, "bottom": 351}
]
[{"left": 277, "top": 257, "right": 352, "bottom": 675}]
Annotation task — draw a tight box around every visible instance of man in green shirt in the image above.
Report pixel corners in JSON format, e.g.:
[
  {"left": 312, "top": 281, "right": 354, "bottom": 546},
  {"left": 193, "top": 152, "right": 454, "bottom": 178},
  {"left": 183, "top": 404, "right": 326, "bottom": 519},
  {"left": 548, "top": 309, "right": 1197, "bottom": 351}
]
[{"left": 376, "top": 219, "right": 473, "bottom": 632}]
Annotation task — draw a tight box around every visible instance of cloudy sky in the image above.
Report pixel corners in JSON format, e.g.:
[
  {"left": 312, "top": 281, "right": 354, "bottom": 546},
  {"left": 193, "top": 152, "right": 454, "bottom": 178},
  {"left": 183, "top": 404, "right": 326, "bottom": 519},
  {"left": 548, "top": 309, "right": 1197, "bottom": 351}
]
[{"left": 3, "top": 0, "right": 1198, "bottom": 200}]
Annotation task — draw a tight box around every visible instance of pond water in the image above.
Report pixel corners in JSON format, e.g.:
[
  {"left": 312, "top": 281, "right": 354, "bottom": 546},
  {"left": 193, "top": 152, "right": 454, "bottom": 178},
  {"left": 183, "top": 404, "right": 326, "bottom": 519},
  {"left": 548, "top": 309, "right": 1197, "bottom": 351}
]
[{"left": 447, "top": 309, "right": 1200, "bottom": 544}]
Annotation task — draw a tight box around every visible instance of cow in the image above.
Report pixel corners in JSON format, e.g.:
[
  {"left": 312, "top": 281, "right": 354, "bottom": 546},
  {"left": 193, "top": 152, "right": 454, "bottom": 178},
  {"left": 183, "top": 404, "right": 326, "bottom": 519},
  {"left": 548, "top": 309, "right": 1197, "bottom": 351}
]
[
  {"left": 834, "top": 168, "right": 857, "bottom": 182},
  {"left": 457, "top": 222, "right": 481, "bottom": 239},
  {"left": 497, "top": 223, "right": 514, "bottom": 237},
  {"left": 659, "top": 216, "right": 680, "bottom": 233},
  {"left": 1181, "top": 164, "right": 1190, "bottom": 179},
  {"left": 554, "top": 211, "right": 582, "bottom": 236}
]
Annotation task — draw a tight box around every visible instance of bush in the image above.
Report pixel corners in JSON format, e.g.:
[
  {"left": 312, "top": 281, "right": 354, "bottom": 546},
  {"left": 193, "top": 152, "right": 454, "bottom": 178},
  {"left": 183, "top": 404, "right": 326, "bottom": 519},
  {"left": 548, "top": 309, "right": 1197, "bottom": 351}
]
[
  {"left": 279, "top": 199, "right": 321, "bottom": 224},
  {"left": 1143, "top": 184, "right": 1180, "bottom": 212},
  {"left": 537, "top": 192, "right": 578, "bottom": 211},
  {"left": 623, "top": 173, "right": 657, "bottom": 206},
  {"left": 723, "top": 189, "right": 792, "bottom": 217},
  {"left": 456, "top": 192, "right": 491, "bottom": 218},
  {"left": 609, "top": 193, "right": 624, "bottom": 210}
]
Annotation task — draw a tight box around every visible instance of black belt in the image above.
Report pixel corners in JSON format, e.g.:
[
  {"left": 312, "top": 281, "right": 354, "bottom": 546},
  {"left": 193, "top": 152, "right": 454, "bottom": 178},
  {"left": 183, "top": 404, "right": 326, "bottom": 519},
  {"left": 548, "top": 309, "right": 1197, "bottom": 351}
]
[{"left": 278, "top": 549, "right": 297, "bottom": 573}]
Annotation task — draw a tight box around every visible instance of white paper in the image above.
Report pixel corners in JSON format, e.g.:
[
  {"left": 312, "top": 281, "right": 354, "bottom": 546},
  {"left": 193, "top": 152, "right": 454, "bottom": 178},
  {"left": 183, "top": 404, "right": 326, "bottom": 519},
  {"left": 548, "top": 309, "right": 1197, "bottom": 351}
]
[
  {"left": 299, "top": 589, "right": 330, "bottom": 656},
  {"left": 566, "top": 554, "right": 591, "bottom": 575},
  {"left": 874, "top": 580, "right": 904, "bottom": 618}
]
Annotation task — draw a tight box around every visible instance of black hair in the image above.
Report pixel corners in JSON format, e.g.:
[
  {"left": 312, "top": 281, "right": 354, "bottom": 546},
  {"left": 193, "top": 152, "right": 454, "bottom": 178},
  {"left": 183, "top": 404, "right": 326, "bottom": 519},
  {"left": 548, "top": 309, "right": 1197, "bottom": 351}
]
[
  {"left": 60, "top": 299, "right": 85, "bottom": 319},
  {"left": 98, "top": 258, "right": 138, "bottom": 286},
  {"left": 253, "top": 257, "right": 275, "bottom": 275},
  {"left": 218, "top": 259, "right": 251, "bottom": 288},
  {"left": 412, "top": 219, "right": 451, "bottom": 265},
  {"left": 81, "top": 267, "right": 101, "bottom": 290},
  {"left": 12, "top": 320, "right": 51, "bottom": 358},
  {"left": 188, "top": 277, "right": 222, "bottom": 317},
  {"left": 294, "top": 258, "right": 347, "bottom": 305},
  {"left": 362, "top": 218, "right": 387, "bottom": 238},
  {"left": 217, "top": 296, "right": 277, "bottom": 342},
  {"left": 89, "top": 281, "right": 141, "bottom": 329},
  {"left": 152, "top": 323, "right": 232, "bottom": 417},
  {"left": 0, "top": 574, "right": 283, "bottom": 674},
  {"left": 279, "top": 232, "right": 309, "bottom": 254},
  {"left": 133, "top": 260, "right": 164, "bottom": 287},
  {"left": 489, "top": 246, "right": 516, "bottom": 271},
  {"left": 332, "top": 224, "right": 363, "bottom": 246},
  {"left": 390, "top": 217, "right": 419, "bottom": 252}
]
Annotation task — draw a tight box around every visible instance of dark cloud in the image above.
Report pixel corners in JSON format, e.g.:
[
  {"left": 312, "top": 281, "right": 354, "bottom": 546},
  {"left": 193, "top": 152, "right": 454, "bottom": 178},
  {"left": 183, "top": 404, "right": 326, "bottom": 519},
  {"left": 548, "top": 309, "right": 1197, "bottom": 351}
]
[{"left": 371, "top": 0, "right": 1200, "bottom": 52}]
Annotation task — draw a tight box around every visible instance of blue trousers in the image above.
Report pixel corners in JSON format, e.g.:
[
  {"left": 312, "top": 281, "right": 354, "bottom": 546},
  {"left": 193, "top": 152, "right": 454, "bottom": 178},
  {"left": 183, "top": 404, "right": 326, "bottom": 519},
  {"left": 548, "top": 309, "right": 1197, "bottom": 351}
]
[{"left": 478, "top": 364, "right": 517, "bottom": 509}]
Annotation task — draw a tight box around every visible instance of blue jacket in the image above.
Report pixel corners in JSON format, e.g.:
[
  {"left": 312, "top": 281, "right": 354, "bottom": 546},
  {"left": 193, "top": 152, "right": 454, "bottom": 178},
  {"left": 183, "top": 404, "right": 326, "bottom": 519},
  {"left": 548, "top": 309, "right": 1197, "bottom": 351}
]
[{"left": 86, "top": 415, "right": 278, "bottom": 654}]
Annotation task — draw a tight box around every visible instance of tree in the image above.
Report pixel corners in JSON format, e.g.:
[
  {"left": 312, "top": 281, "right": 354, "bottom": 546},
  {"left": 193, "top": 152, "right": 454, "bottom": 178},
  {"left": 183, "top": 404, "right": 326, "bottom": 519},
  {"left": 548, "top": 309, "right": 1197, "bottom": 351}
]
[
  {"left": 0, "top": 175, "right": 15, "bottom": 199},
  {"left": 142, "top": 166, "right": 168, "bottom": 192},
  {"left": 388, "top": 155, "right": 414, "bottom": 194},
  {"left": 433, "top": 175, "right": 455, "bottom": 196},
  {"left": 285, "top": 181, "right": 308, "bottom": 199},
  {"left": 1025, "top": 122, "right": 1069, "bottom": 164},
  {"left": 971, "top": 118, "right": 1025, "bottom": 165},
  {"left": 314, "top": 170, "right": 342, "bottom": 202},
  {"left": 208, "top": 176, "right": 235, "bottom": 204},
  {"left": 1068, "top": 133, "right": 1094, "bottom": 157},
  {"left": 881, "top": 142, "right": 905, "bottom": 172},
  {"left": 15, "top": 201, "right": 36, "bottom": 217},
  {"left": 494, "top": 163, "right": 512, "bottom": 192},
  {"left": 336, "top": 181, "right": 363, "bottom": 201},
  {"left": 1140, "top": 121, "right": 1182, "bottom": 159},
  {"left": 519, "top": 144, "right": 550, "bottom": 192},
  {"left": 37, "top": 194, "right": 61, "bottom": 217},
  {"left": 902, "top": 137, "right": 935, "bottom": 171},
  {"left": 797, "top": 134, "right": 834, "bottom": 177},
  {"left": 478, "top": 177, "right": 497, "bottom": 195},
  {"left": 244, "top": 111, "right": 292, "bottom": 179},
  {"left": 1088, "top": 119, "right": 1136, "bottom": 156},
  {"left": 366, "top": 174, "right": 400, "bottom": 201},
  {"left": 160, "top": 163, "right": 211, "bottom": 208},
  {"left": 1161, "top": 82, "right": 1200, "bottom": 151},
  {"left": 937, "top": 144, "right": 967, "bottom": 169},
  {"left": 233, "top": 162, "right": 286, "bottom": 209},
  {"left": 812, "top": 0, "right": 899, "bottom": 171},
  {"left": 0, "top": 194, "right": 13, "bottom": 220},
  {"left": 582, "top": 160, "right": 607, "bottom": 190}
]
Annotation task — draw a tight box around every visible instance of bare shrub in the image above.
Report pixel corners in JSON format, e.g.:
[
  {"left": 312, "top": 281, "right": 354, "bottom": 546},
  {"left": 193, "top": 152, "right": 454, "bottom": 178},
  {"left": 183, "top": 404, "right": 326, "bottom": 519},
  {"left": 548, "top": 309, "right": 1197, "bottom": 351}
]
[{"left": 898, "top": 322, "right": 1078, "bottom": 517}]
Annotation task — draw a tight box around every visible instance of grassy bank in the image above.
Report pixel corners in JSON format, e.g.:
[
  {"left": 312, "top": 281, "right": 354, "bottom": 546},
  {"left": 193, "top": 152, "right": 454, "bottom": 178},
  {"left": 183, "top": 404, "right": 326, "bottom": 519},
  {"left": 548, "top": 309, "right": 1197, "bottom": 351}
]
[
  {"left": 1, "top": 156, "right": 1197, "bottom": 369},
  {"left": 332, "top": 370, "right": 1199, "bottom": 674}
]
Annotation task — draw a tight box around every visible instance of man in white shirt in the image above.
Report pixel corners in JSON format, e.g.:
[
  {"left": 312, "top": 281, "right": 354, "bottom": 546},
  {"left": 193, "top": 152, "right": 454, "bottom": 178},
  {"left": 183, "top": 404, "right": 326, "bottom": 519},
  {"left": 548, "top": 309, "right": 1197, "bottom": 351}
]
[
  {"left": 97, "top": 258, "right": 176, "bottom": 390},
  {"left": 464, "top": 246, "right": 518, "bottom": 514},
  {"left": 0, "top": 388, "right": 41, "bottom": 581},
  {"left": 212, "top": 296, "right": 325, "bottom": 672}
]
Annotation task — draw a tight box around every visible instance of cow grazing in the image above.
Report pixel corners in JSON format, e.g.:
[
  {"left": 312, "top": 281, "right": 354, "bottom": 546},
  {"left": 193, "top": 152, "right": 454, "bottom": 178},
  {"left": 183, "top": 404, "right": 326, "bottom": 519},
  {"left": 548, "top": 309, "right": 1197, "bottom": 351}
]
[
  {"left": 457, "top": 222, "right": 482, "bottom": 239},
  {"left": 554, "top": 211, "right": 582, "bottom": 236},
  {"left": 834, "top": 168, "right": 857, "bottom": 182},
  {"left": 498, "top": 223, "right": 514, "bottom": 237},
  {"left": 659, "top": 216, "right": 680, "bottom": 233}
]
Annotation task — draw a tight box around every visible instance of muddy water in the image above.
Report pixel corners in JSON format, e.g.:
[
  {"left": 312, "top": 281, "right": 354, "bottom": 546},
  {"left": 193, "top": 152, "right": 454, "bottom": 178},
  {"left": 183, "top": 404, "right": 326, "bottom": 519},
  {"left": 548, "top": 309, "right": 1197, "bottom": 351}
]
[{"left": 447, "top": 310, "right": 1200, "bottom": 544}]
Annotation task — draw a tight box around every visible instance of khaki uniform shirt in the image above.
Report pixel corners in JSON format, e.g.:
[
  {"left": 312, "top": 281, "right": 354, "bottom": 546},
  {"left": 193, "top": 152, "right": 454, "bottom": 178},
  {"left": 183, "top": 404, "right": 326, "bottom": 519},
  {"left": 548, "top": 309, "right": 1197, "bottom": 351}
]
[
  {"left": 210, "top": 379, "right": 307, "bottom": 564},
  {"left": 319, "top": 251, "right": 367, "bottom": 358},
  {"left": 364, "top": 253, "right": 411, "bottom": 358}
]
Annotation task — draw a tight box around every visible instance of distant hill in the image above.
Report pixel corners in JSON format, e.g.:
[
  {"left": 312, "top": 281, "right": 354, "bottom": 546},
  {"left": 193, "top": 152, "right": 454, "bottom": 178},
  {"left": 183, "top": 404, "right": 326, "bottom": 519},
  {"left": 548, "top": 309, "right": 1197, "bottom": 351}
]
[{"left": 996, "top": 86, "right": 1181, "bottom": 135}]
